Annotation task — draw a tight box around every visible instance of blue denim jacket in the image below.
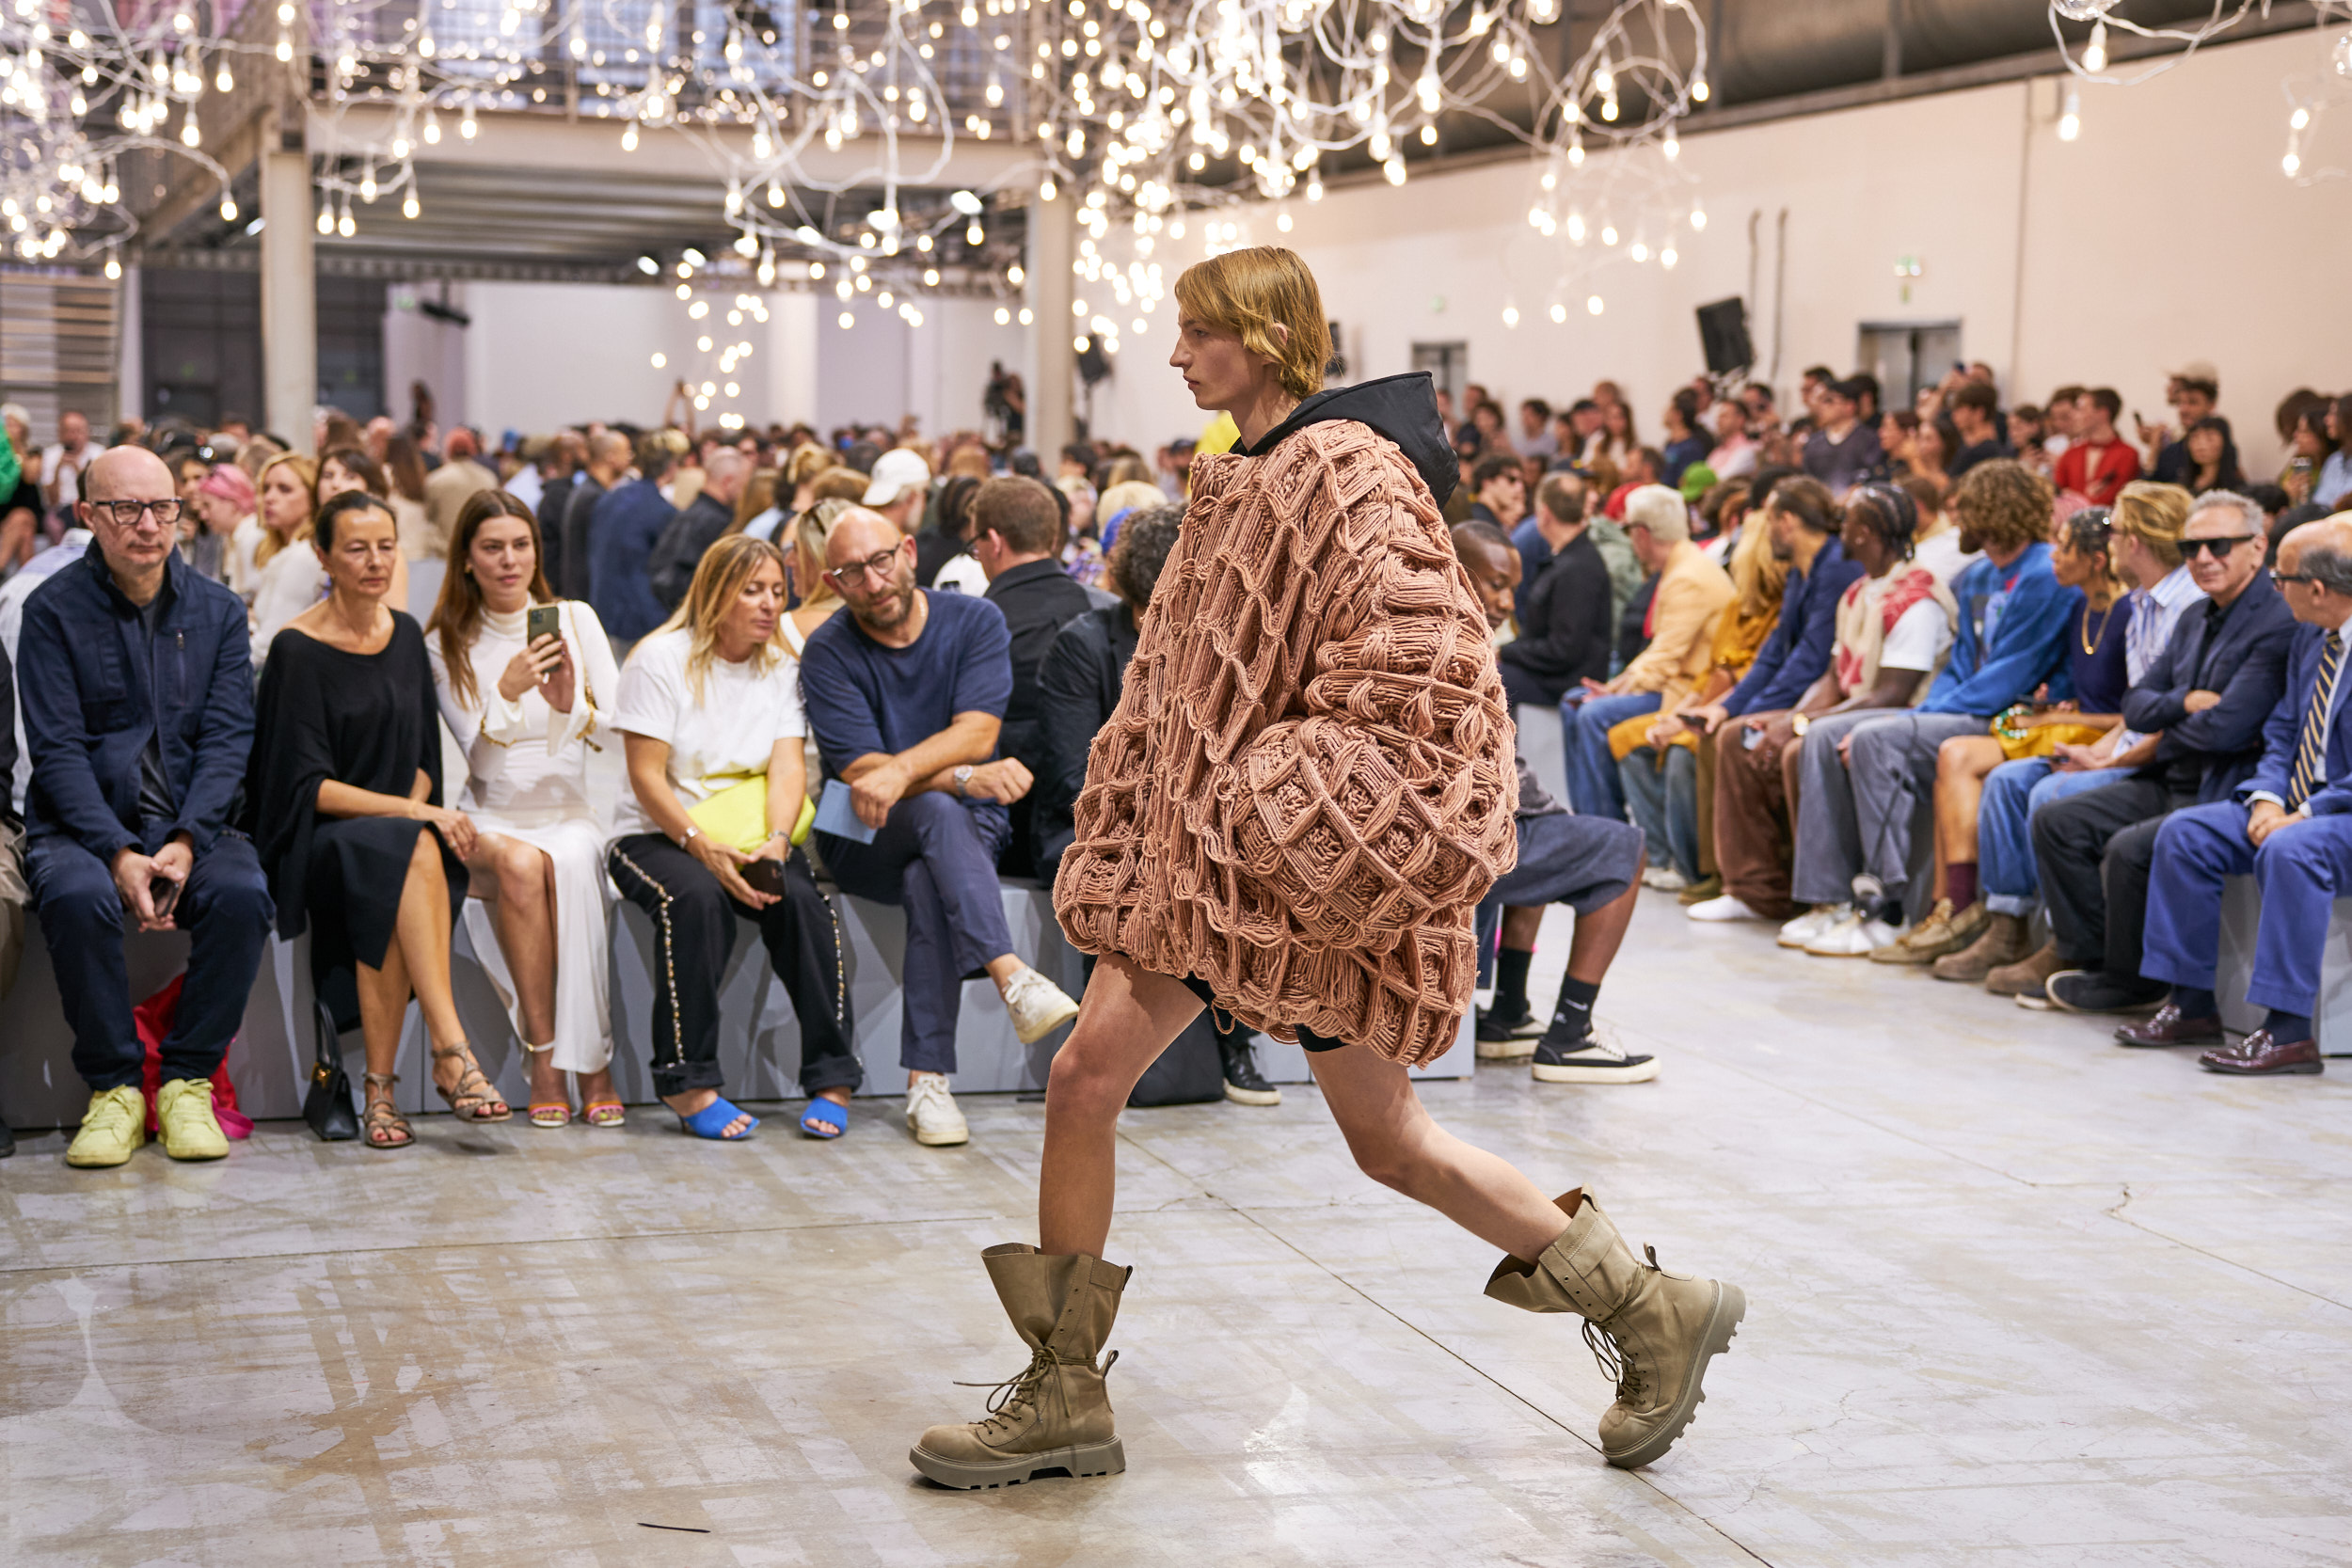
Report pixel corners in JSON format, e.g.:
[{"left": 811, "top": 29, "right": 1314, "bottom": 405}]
[{"left": 17, "top": 543, "right": 255, "bottom": 861}]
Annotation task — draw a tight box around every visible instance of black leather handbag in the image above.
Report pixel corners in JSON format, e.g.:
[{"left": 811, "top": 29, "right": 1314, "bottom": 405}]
[{"left": 302, "top": 995, "right": 359, "bottom": 1141}]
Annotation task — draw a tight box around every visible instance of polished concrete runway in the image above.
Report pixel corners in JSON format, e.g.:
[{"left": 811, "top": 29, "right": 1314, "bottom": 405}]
[{"left": 5, "top": 890, "right": 2349, "bottom": 1566}]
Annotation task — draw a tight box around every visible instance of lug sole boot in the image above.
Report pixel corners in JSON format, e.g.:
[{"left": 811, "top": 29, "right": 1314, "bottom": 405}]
[
  {"left": 1486, "top": 1191, "right": 1744, "bottom": 1470},
  {"left": 912, "top": 1243, "right": 1131, "bottom": 1490}
]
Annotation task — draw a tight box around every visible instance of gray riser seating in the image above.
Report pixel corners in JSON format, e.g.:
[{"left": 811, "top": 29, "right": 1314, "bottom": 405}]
[
  {"left": 2215, "top": 876, "right": 2352, "bottom": 1053},
  {"left": 0, "top": 883, "right": 1470, "bottom": 1131},
  {"left": 1515, "top": 704, "right": 1568, "bottom": 810}
]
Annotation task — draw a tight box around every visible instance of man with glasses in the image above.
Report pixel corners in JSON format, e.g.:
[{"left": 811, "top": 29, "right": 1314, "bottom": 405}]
[
  {"left": 2031, "top": 491, "right": 2296, "bottom": 1016},
  {"left": 2133, "top": 518, "right": 2352, "bottom": 1073},
  {"left": 14, "top": 447, "right": 273, "bottom": 1166},
  {"left": 800, "top": 509, "right": 1081, "bottom": 1148}
]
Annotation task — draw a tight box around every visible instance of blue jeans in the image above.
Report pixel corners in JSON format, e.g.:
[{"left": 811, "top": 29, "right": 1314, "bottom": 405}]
[
  {"left": 818, "top": 792, "right": 1013, "bottom": 1075},
  {"left": 26, "top": 830, "right": 274, "bottom": 1092},
  {"left": 1978, "top": 761, "right": 2129, "bottom": 915},
  {"left": 1620, "top": 745, "right": 1698, "bottom": 879},
  {"left": 1563, "top": 691, "right": 1661, "bottom": 821}
]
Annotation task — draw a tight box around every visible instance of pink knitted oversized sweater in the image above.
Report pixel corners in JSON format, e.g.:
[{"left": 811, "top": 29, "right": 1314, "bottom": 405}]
[{"left": 1052, "top": 415, "right": 1519, "bottom": 1066}]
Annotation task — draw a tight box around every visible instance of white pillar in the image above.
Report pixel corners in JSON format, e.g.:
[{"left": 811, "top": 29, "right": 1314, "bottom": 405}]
[
  {"left": 1025, "top": 190, "right": 1074, "bottom": 458},
  {"left": 115, "top": 263, "right": 141, "bottom": 427},
  {"left": 768, "top": 290, "right": 820, "bottom": 427},
  {"left": 259, "top": 114, "right": 316, "bottom": 449}
]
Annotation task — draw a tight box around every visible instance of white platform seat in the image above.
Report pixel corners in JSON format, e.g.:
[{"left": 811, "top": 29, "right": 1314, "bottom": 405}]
[{"left": 1515, "top": 703, "right": 1568, "bottom": 810}]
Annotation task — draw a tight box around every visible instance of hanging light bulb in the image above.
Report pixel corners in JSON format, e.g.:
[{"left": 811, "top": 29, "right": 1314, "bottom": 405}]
[
  {"left": 2083, "top": 20, "right": 2108, "bottom": 73},
  {"left": 403, "top": 187, "right": 420, "bottom": 219},
  {"left": 317, "top": 198, "right": 334, "bottom": 235},
  {"left": 2058, "top": 86, "right": 2081, "bottom": 142}
]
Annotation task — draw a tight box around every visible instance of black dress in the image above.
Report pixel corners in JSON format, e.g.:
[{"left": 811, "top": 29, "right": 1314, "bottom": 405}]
[{"left": 244, "top": 613, "right": 466, "bottom": 1010}]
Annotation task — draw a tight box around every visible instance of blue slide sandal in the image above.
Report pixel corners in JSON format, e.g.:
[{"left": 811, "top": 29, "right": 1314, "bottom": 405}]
[
  {"left": 799, "top": 1098, "right": 849, "bottom": 1139},
  {"left": 676, "top": 1098, "right": 759, "bottom": 1140}
]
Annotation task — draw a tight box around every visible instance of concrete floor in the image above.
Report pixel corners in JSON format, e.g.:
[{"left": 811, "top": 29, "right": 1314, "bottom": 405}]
[{"left": 5, "top": 890, "right": 2349, "bottom": 1567}]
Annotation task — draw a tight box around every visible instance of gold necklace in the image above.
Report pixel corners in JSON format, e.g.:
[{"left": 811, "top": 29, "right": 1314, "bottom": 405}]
[{"left": 2079, "top": 599, "right": 2114, "bottom": 657}]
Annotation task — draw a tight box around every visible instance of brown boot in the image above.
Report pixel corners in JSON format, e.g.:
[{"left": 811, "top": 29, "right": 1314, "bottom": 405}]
[
  {"left": 911, "top": 1244, "right": 1130, "bottom": 1489},
  {"left": 1933, "top": 912, "right": 2031, "bottom": 983},
  {"left": 1985, "top": 939, "right": 2066, "bottom": 999},
  {"left": 1486, "top": 1192, "right": 1745, "bottom": 1469}
]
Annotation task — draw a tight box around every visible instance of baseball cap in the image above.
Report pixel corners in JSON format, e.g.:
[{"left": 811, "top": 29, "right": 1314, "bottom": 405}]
[
  {"left": 2167, "top": 358, "right": 2220, "bottom": 386},
  {"left": 862, "top": 447, "right": 932, "bottom": 508}
]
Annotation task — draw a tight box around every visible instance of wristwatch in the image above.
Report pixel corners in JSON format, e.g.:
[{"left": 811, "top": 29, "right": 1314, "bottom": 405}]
[
  {"left": 953, "top": 765, "right": 976, "bottom": 798},
  {"left": 1789, "top": 712, "right": 1811, "bottom": 737}
]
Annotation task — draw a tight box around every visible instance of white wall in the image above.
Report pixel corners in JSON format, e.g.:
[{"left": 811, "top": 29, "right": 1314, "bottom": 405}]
[{"left": 383, "top": 281, "right": 471, "bottom": 432}]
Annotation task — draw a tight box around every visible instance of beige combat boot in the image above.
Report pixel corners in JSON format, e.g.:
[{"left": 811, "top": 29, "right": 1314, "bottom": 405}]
[
  {"left": 1486, "top": 1191, "right": 1745, "bottom": 1469},
  {"left": 911, "top": 1243, "right": 1131, "bottom": 1489}
]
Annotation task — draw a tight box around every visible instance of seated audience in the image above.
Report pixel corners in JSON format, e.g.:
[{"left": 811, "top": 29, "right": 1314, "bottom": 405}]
[
  {"left": 1451, "top": 524, "right": 1655, "bottom": 1084},
  {"left": 15, "top": 448, "right": 273, "bottom": 1167},
  {"left": 1563, "top": 485, "right": 1734, "bottom": 864},
  {"left": 863, "top": 448, "right": 934, "bottom": 535},
  {"left": 2178, "top": 416, "right": 2247, "bottom": 494},
  {"left": 2053, "top": 388, "right": 2140, "bottom": 505},
  {"left": 553, "top": 431, "right": 629, "bottom": 602},
  {"left": 427, "top": 491, "right": 625, "bottom": 1130},
  {"left": 1659, "top": 388, "right": 1712, "bottom": 487},
  {"left": 1782, "top": 461, "right": 2077, "bottom": 956},
  {"left": 2133, "top": 517, "right": 2352, "bottom": 1075},
  {"left": 975, "top": 477, "right": 1094, "bottom": 876},
  {"left": 801, "top": 510, "right": 1081, "bottom": 1149},
  {"left": 608, "top": 534, "right": 858, "bottom": 1141},
  {"left": 2147, "top": 370, "right": 2219, "bottom": 485},
  {"left": 248, "top": 452, "right": 323, "bottom": 663},
  {"left": 1945, "top": 381, "right": 2014, "bottom": 479},
  {"left": 648, "top": 448, "right": 749, "bottom": 611},
  {"left": 421, "top": 428, "right": 497, "bottom": 562},
  {"left": 1689, "top": 483, "right": 1956, "bottom": 924},
  {"left": 1465, "top": 454, "right": 1526, "bottom": 535},
  {"left": 2018, "top": 490, "right": 2296, "bottom": 1010},
  {"left": 1932, "top": 483, "right": 2198, "bottom": 980},
  {"left": 1497, "top": 472, "right": 1613, "bottom": 706},
  {"left": 1802, "top": 378, "right": 1883, "bottom": 499},
  {"left": 317, "top": 445, "right": 413, "bottom": 614},
  {"left": 589, "top": 436, "right": 678, "bottom": 650},
  {"left": 2312, "top": 392, "right": 2352, "bottom": 510},
  {"left": 916, "top": 474, "right": 983, "bottom": 590},
  {"left": 246, "top": 491, "right": 509, "bottom": 1148}
]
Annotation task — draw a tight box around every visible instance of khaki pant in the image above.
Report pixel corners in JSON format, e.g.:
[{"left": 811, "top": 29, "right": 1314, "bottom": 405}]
[{"left": 0, "top": 820, "right": 25, "bottom": 999}]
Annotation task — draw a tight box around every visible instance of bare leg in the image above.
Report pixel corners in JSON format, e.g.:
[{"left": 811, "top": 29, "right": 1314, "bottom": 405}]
[
  {"left": 1500, "top": 905, "right": 1545, "bottom": 950},
  {"left": 469, "top": 833, "right": 560, "bottom": 1102},
  {"left": 1037, "top": 956, "right": 1207, "bottom": 1258},
  {"left": 383, "top": 831, "right": 501, "bottom": 1113},
  {"left": 1566, "top": 880, "right": 1637, "bottom": 983},
  {"left": 1310, "top": 1045, "right": 1571, "bottom": 1261},
  {"left": 354, "top": 923, "right": 413, "bottom": 1085}
]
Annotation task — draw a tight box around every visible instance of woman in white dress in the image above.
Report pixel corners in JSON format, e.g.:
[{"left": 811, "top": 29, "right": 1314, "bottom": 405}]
[
  {"left": 426, "top": 490, "right": 625, "bottom": 1127},
  {"left": 249, "top": 452, "right": 325, "bottom": 663}
]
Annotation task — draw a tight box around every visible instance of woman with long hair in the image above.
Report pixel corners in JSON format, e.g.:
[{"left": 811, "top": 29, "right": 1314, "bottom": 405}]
[
  {"left": 910, "top": 246, "right": 1743, "bottom": 1490},
  {"left": 1596, "top": 399, "right": 1640, "bottom": 471},
  {"left": 2182, "top": 416, "right": 2246, "bottom": 492},
  {"left": 384, "top": 432, "right": 432, "bottom": 560},
  {"left": 245, "top": 490, "right": 510, "bottom": 1148},
  {"left": 248, "top": 452, "right": 324, "bottom": 662},
  {"left": 607, "top": 533, "right": 859, "bottom": 1141},
  {"left": 783, "top": 442, "right": 837, "bottom": 515},
  {"left": 426, "top": 490, "right": 624, "bottom": 1128}
]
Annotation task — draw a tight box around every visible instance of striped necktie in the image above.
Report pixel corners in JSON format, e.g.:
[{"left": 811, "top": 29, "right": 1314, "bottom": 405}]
[{"left": 2287, "top": 632, "right": 2346, "bottom": 811}]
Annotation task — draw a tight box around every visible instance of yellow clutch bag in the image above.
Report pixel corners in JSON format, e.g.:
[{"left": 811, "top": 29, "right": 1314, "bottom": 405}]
[
  {"left": 1991, "top": 705, "right": 2112, "bottom": 762},
  {"left": 686, "top": 776, "right": 818, "bottom": 851}
]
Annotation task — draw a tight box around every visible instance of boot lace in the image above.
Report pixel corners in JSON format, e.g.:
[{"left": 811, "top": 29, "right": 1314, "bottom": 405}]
[
  {"left": 1580, "top": 1245, "right": 1662, "bottom": 1402},
  {"left": 954, "top": 1349, "right": 1057, "bottom": 1440}
]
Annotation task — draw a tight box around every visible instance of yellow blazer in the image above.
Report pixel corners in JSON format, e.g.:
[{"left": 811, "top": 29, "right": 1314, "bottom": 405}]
[{"left": 1613, "top": 540, "right": 1735, "bottom": 701}]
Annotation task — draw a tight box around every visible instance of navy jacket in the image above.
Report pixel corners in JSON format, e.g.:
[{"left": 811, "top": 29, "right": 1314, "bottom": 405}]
[
  {"left": 2123, "top": 571, "right": 2296, "bottom": 804},
  {"left": 588, "top": 478, "right": 675, "bottom": 641},
  {"left": 2237, "top": 620, "right": 2352, "bottom": 816},
  {"left": 1724, "top": 537, "right": 1865, "bottom": 717},
  {"left": 18, "top": 544, "right": 254, "bottom": 861}
]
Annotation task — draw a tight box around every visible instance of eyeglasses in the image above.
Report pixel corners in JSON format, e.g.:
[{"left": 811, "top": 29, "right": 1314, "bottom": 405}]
[
  {"left": 823, "top": 542, "right": 906, "bottom": 587},
  {"left": 90, "top": 498, "right": 184, "bottom": 528},
  {"left": 2180, "top": 534, "right": 2259, "bottom": 559},
  {"left": 2274, "top": 571, "right": 2317, "bottom": 585}
]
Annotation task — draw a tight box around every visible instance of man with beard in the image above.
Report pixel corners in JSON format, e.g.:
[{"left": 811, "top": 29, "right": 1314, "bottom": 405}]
[{"left": 800, "top": 509, "right": 1083, "bottom": 1148}]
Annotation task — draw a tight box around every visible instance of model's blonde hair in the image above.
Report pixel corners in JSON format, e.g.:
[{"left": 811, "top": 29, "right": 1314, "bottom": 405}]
[
  {"left": 252, "top": 452, "right": 318, "bottom": 566},
  {"left": 646, "top": 532, "right": 787, "bottom": 703},
  {"left": 1173, "top": 246, "right": 1332, "bottom": 401},
  {"left": 2110, "top": 480, "right": 2192, "bottom": 570}
]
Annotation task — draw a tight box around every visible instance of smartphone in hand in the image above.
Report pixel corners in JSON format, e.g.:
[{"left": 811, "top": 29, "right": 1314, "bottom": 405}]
[
  {"left": 526, "top": 604, "right": 563, "bottom": 646},
  {"left": 149, "top": 875, "right": 183, "bottom": 921}
]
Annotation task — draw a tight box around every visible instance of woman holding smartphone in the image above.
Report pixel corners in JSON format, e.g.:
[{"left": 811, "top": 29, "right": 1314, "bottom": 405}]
[
  {"left": 427, "top": 490, "right": 624, "bottom": 1128},
  {"left": 607, "top": 533, "right": 860, "bottom": 1141}
]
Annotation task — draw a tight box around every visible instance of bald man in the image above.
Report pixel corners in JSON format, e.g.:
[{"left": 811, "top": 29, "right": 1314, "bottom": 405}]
[
  {"left": 16, "top": 447, "right": 273, "bottom": 1167},
  {"left": 553, "top": 431, "right": 633, "bottom": 602},
  {"left": 649, "top": 447, "right": 749, "bottom": 612}
]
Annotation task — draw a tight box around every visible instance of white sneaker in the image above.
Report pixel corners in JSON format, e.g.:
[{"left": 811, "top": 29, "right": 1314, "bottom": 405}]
[
  {"left": 905, "top": 1073, "right": 970, "bottom": 1147},
  {"left": 1777, "top": 903, "right": 1848, "bottom": 949},
  {"left": 1686, "top": 894, "right": 1766, "bottom": 923},
  {"left": 1804, "top": 911, "right": 1902, "bottom": 957},
  {"left": 1640, "top": 865, "right": 1689, "bottom": 891},
  {"left": 1002, "top": 965, "right": 1081, "bottom": 1045}
]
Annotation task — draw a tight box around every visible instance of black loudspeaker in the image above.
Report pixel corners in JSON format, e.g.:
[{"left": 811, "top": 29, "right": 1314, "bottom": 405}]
[
  {"left": 1696, "top": 298, "right": 1754, "bottom": 375},
  {"left": 1076, "top": 338, "right": 1112, "bottom": 386}
]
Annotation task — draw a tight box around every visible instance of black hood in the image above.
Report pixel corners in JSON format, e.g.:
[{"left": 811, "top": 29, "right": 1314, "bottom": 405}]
[{"left": 1231, "top": 372, "right": 1460, "bottom": 509}]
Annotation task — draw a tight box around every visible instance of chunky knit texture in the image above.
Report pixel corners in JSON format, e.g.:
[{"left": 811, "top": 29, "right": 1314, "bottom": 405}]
[{"left": 1054, "top": 418, "right": 1518, "bottom": 1065}]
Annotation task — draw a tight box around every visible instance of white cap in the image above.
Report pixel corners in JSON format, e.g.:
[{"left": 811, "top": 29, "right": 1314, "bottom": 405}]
[{"left": 862, "top": 447, "right": 932, "bottom": 508}]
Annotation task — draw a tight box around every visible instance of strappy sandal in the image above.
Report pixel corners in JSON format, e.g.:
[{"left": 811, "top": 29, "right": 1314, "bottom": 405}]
[
  {"left": 582, "top": 1101, "right": 626, "bottom": 1128},
  {"left": 362, "top": 1072, "right": 413, "bottom": 1149},
  {"left": 522, "top": 1042, "right": 570, "bottom": 1129},
  {"left": 431, "top": 1041, "right": 512, "bottom": 1122}
]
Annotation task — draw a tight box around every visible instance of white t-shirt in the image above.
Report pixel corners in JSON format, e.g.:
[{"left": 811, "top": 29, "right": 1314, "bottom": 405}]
[
  {"left": 1880, "top": 596, "right": 1955, "bottom": 673},
  {"left": 609, "top": 626, "right": 806, "bottom": 840},
  {"left": 1913, "top": 528, "right": 1981, "bottom": 588}
]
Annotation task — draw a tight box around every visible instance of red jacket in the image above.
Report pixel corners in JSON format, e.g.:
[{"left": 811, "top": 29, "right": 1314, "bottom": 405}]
[{"left": 2055, "top": 438, "right": 2140, "bottom": 505}]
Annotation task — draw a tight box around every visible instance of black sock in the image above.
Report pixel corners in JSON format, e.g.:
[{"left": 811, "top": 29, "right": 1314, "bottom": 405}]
[
  {"left": 1494, "top": 946, "right": 1534, "bottom": 1017},
  {"left": 2171, "top": 985, "right": 2218, "bottom": 1019},
  {"left": 2263, "top": 1008, "right": 2312, "bottom": 1042},
  {"left": 1549, "top": 975, "right": 1601, "bottom": 1043}
]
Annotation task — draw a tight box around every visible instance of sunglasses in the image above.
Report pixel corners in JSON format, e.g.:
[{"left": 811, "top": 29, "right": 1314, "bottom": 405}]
[{"left": 2179, "top": 534, "right": 2258, "bottom": 559}]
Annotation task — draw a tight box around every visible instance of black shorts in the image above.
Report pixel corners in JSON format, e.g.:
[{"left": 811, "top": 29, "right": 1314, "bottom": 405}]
[{"left": 1175, "top": 972, "right": 1349, "bottom": 1052}]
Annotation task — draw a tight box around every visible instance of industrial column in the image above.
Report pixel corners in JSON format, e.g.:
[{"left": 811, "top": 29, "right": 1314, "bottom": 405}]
[
  {"left": 259, "top": 106, "right": 316, "bottom": 447},
  {"left": 1025, "top": 189, "right": 1075, "bottom": 458}
]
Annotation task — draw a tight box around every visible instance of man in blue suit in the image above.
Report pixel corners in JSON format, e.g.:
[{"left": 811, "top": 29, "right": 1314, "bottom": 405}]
[
  {"left": 2132, "top": 518, "right": 2352, "bottom": 1075},
  {"left": 588, "top": 436, "right": 676, "bottom": 650}
]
